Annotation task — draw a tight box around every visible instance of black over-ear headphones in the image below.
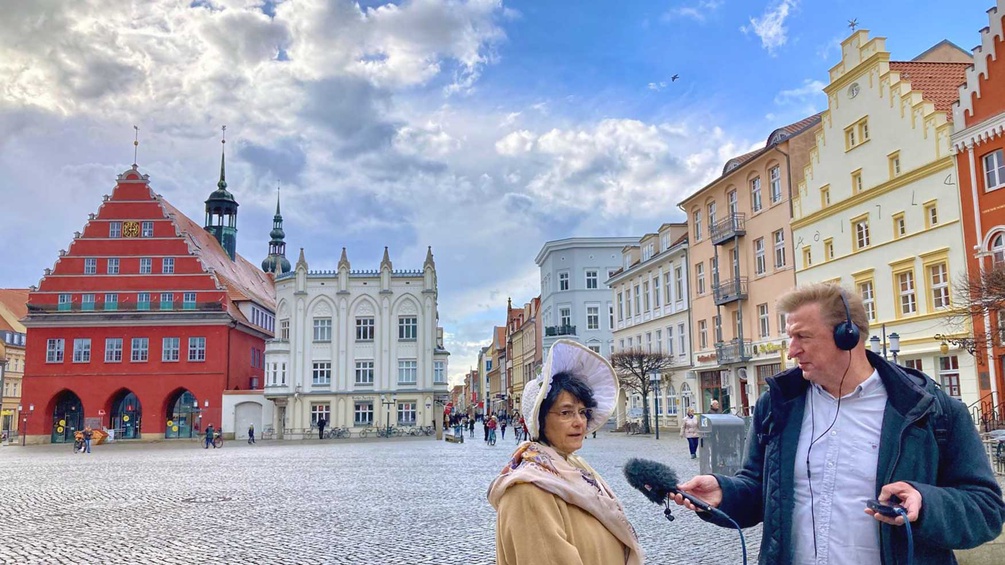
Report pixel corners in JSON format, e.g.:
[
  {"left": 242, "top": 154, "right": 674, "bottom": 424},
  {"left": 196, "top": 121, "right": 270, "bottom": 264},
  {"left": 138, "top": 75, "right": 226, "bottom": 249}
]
[{"left": 833, "top": 290, "right": 860, "bottom": 351}]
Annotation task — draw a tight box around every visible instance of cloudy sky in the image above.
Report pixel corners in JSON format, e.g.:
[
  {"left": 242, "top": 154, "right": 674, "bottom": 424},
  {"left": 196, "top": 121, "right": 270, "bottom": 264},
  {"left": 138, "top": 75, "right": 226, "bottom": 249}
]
[{"left": 0, "top": 0, "right": 993, "bottom": 382}]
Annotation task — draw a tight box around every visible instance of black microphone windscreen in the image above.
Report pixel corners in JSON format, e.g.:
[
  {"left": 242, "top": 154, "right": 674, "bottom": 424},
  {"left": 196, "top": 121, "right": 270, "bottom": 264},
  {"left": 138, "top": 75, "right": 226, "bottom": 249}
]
[{"left": 623, "top": 458, "right": 681, "bottom": 505}]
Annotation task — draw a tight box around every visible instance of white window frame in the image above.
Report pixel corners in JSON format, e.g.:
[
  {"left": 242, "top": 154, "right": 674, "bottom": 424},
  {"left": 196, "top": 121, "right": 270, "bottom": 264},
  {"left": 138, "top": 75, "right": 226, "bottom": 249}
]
[
  {"left": 105, "top": 338, "right": 123, "bottom": 363},
  {"left": 755, "top": 237, "right": 766, "bottom": 275},
  {"left": 434, "top": 361, "right": 447, "bottom": 384},
  {"left": 398, "top": 316, "right": 418, "bottom": 340},
  {"left": 398, "top": 360, "right": 418, "bottom": 385},
  {"left": 898, "top": 271, "right": 917, "bottom": 315},
  {"left": 312, "top": 362, "right": 332, "bottom": 385},
  {"left": 751, "top": 176, "right": 762, "bottom": 212},
  {"left": 139, "top": 257, "right": 152, "bottom": 274},
  {"left": 188, "top": 337, "right": 206, "bottom": 362},
  {"left": 559, "top": 271, "right": 570, "bottom": 291},
  {"left": 586, "top": 305, "right": 600, "bottom": 330},
  {"left": 84, "top": 258, "right": 97, "bottom": 275},
  {"left": 72, "top": 338, "right": 91, "bottom": 363},
  {"left": 107, "top": 258, "right": 119, "bottom": 275},
  {"left": 354, "top": 402, "right": 374, "bottom": 425},
  {"left": 162, "top": 337, "right": 180, "bottom": 362},
  {"left": 585, "top": 270, "right": 598, "bottom": 289},
  {"left": 758, "top": 303, "right": 770, "bottom": 338},
  {"left": 356, "top": 317, "right": 375, "bottom": 341},
  {"left": 397, "top": 401, "right": 417, "bottom": 425},
  {"left": 355, "top": 361, "right": 375, "bottom": 385},
  {"left": 313, "top": 317, "right": 333, "bottom": 342},
  {"left": 985, "top": 149, "right": 1005, "bottom": 191},
  {"left": 109, "top": 221, "right": 122, "bottom": 238},
  {"left": 162, "top": 257, "right": 174, "bottom": 274},
  {"left": 131, "top": 337, "right": 149, "bottom": 362},
  {"left": 773, "top": 230, "right": 786, "bottom": 268},
  {"left": 141, "top": 221, "right": 154, "bottom": 237},
  {"left": 769, "top": 166, "right": 782, "bottom": 203},
  {"left": 47, "top": 338, "right": 65, "bottom": 363}
]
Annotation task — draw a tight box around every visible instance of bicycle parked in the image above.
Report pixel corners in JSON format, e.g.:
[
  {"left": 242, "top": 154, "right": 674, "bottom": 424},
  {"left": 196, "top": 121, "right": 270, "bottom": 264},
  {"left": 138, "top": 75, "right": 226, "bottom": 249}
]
[{"left": 324, "top": 426, "right": 352, "bottom": 439}]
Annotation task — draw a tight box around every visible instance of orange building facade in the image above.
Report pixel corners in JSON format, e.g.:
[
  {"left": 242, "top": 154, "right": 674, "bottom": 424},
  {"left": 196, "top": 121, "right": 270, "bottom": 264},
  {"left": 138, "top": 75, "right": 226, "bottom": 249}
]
[
  {"left": 952, "top": 0, "right": 1005, "bottom": 423},
  {"left": 20, "top": 164, "right": 276, "bottom": 444}
]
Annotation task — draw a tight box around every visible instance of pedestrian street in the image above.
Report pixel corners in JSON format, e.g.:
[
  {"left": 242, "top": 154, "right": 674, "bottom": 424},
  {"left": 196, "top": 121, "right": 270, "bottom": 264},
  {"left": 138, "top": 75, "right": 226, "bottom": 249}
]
[{"left": 0, "top": 431, "right": 759, "bottom": 564}]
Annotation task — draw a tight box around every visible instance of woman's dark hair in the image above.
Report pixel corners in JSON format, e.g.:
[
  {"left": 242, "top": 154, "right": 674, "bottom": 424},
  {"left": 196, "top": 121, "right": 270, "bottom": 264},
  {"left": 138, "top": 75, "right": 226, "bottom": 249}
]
[{"left": 537, "top": 371, "right": 598, "bottom": 446}]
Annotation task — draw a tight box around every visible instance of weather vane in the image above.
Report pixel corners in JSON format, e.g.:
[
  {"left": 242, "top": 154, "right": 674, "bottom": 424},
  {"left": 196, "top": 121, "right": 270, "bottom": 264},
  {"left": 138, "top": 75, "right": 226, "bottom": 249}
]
[
  {"left": 848, "top": 18, "right": 858, "bottom": 31},
  {"left": 133, "top": 125, "right": 139, "bottom": 166},
  {"left": 221, "top": 124, "right": 226, "bottom": 145}
]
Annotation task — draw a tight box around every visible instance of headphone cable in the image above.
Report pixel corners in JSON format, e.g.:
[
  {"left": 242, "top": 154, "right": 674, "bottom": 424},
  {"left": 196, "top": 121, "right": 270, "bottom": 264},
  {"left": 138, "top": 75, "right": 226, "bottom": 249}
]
[{"left": 806, "top": 350, "right": 852, "bottom": 559}]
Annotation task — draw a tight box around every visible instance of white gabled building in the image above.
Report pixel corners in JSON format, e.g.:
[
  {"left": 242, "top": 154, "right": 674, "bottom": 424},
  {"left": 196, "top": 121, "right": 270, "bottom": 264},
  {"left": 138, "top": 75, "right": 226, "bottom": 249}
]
[
  {"left": 791, "top": 31, "right": 977, "bottom": 405},
  {"left": 265, "top": 247, "right": 449, "bottom": 438},
  {"left": 608, "top": 223, "right": 694, "bottom": 429}
]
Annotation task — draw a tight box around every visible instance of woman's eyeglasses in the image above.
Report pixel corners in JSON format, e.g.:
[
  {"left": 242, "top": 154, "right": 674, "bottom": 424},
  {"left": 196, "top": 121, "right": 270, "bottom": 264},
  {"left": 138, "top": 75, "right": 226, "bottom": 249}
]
[{"left": 549, "top": 408, "right": 593, "bottom": 422}]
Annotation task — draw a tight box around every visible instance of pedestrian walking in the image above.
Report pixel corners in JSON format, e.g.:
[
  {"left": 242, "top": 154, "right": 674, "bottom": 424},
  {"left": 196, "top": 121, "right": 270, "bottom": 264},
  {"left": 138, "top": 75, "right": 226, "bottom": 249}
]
[
  {"left": 483, "top": 414, "right": 490, "bottom": 442},
  {"left": 679, "top": 407, "right": 699, "bottom": 459},
  {"left": 204, "top": 423, "right": 216, "bottom": 449},
  {"left": 248, "top": 423, "right": 256, "bottom": 444},
  {"left": 317, "top": 417, "right": 326, "bottom": 440},
  {"left": 82, "top": 426, "right": 93, "bottom": 454},
  {"left": 489, "top": 339, "right": 643, "bottom": 565},
  {"left": 487, "top": 415, "right": 498, "bottom": 446},
  {"left": 500, "top": 416, "right": 507, "bottom": 439},
  {"left": 468, "top": 416, "right": 476, "bottom": 438}
]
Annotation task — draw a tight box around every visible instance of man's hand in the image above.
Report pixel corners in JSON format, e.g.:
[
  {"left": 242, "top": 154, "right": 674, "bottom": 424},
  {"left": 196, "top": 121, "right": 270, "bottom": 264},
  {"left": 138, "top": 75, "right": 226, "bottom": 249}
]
[
  {"left": 671, "top": 474, "right": 723, "bottom": 511},
  {"left": 865, "top": 481, "right": 922, "bottom": 526}
]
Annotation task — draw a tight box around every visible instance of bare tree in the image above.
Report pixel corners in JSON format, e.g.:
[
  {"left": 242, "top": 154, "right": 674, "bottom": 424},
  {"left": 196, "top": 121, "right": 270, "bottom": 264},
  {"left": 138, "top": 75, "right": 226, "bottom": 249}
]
[
  {"left": 942, "top": 265, "right": 1005, "bottom": 362},
  {"left": 609, "top": 348, "right": 677, "bottom": 434}
]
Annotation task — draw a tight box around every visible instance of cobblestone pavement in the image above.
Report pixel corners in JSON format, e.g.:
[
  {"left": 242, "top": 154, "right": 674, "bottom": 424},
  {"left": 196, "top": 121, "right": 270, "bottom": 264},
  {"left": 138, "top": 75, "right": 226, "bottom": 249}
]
[{"left": 0, "top": 431, "right": 758, "bottom": 564}]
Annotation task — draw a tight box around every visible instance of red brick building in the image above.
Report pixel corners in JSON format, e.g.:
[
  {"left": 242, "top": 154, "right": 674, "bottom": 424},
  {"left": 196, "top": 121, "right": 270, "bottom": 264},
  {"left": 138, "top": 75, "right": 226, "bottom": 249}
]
[
  {"left": 952, "top": 0, "right": 1005, "bottom": 423},
  {"left": 20, "top": 158, "right": 276, "bottom": 444}
]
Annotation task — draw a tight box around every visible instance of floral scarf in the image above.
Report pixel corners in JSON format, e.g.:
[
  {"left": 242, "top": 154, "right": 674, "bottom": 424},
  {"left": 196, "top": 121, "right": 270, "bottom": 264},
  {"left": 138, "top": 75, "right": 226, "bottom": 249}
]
[{"left": 487, "top": 442, "right": 644, "bottom": 565}]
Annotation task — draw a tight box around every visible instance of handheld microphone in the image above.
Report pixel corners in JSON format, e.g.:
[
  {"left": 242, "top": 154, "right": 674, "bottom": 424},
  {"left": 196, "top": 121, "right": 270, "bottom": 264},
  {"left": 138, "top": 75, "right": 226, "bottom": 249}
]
[{"left": 623, "top": 458, "right": 726, "bottom": 519}]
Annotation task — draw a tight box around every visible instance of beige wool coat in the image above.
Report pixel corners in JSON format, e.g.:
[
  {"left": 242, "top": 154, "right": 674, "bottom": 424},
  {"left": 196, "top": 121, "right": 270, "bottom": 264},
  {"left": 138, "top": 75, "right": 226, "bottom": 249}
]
[
  {"left": 495, "top": 482, "right": 631, "bottom": 565},
  {"left": 488, "top": 442, "right": 644, "bottom": 565}
]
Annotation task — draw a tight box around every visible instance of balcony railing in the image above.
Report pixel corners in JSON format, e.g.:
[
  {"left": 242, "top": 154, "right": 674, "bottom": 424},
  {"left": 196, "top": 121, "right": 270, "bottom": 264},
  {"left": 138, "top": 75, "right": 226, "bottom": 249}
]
[
  {"left": 716, "top": 338, "right": 753, "bottom": 364},
  {"left": 710, "top": 213, "right": 747, "bottom": 245},
  {"left": 545, "top": 324, "right": 577, "bottom": 337},
  {"left": 713, "top": 277, "right": 749, "bottom": 305},
  {"left": 28, "top": 302, "right": 227, "bottom": 314}
]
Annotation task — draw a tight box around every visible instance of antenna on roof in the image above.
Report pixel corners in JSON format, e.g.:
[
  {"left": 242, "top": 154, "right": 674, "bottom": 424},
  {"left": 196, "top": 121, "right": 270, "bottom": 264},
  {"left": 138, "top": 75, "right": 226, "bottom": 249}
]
[{"left": 133, "top": 125, "right": 140, "bottom": 167}]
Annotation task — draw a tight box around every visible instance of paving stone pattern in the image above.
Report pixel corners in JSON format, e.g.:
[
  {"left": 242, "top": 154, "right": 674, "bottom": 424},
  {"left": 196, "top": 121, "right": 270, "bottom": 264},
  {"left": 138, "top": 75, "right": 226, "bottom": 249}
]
[{"left": 0, "top": 432, "right": 760, "bottom": 564}]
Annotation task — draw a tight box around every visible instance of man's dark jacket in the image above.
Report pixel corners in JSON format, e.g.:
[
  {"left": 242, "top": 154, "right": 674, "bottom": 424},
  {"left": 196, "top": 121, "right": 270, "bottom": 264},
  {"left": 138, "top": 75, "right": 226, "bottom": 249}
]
[{"left": 705, "top": 351, "right": 1004, "bottom": 564}]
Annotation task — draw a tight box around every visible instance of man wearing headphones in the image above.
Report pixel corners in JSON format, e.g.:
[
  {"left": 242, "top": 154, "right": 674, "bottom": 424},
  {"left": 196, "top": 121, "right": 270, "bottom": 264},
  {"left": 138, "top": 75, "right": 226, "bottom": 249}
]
[{"left": 672, "top": 282, "right": 1004, "bottom": 564}]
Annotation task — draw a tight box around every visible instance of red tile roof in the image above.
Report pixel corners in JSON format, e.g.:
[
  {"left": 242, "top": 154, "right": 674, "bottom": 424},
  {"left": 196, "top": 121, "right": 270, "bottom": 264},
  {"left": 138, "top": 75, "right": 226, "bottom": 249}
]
[
  {"left": 0, "top": 289, "right": 29, "bottom": 332},
  {"left": 888, "top": 61, "right": 970, "bottom": 121},
  {"left": 160, "top": 200, "right": 276, "bottom": 319}
]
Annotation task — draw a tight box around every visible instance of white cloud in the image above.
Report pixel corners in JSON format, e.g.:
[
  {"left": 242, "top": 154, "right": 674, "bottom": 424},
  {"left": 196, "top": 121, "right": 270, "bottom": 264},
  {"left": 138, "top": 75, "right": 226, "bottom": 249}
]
[
  {"left": 741, "top": 0, "right": 799, "bottom": 55},
  {"left": 663, "top": 0, "right": 723, "bottom": 22},
  {"left": 774, "top": 79, "right": 825, "bottom": 105},
  {"left": 0, "top": 1, "right": 753, "bottom": 385}
]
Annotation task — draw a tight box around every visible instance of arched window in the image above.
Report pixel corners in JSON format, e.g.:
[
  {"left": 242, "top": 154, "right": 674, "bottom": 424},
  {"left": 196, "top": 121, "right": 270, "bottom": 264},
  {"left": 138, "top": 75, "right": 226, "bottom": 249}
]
[
  {"left": 666, "top": 384, "right": 678, "bottom": 415},
  {"left": 993, "top": 233, "right": 1005, "bottom": 266}
]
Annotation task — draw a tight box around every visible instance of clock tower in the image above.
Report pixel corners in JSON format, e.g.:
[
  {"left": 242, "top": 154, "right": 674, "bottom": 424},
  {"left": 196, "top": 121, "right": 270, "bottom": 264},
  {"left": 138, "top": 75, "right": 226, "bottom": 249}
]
[{"left": 204, "top": 131, "right": 239, "bottom": 261}]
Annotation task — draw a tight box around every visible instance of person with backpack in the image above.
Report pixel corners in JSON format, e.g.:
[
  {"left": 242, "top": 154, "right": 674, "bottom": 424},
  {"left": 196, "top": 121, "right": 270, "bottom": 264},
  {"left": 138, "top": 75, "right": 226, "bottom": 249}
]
[{"left": 671, "top": 283, "right": 1004, "bottom": 564}]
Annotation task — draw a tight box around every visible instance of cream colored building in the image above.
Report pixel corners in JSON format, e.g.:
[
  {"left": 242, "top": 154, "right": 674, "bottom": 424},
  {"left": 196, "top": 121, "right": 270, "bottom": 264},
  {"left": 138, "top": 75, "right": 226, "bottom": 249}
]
[
  {"left": 0, "top": 289, "right": 28, "bottom": 438},
  {"left": 609, "top": 223, "right": 693, "bottom": 428},
  {"left": 791, "top": 31, "right": 977, "bottom": 405},
  {"left": 505, "top": 296, "right": 541, "bottom": 419},
  {"left": 679, "top": 115, "right": 821, "bottom": 415},
  {"left": 265, "top": 247, "right": 449, "bottom": 438}
]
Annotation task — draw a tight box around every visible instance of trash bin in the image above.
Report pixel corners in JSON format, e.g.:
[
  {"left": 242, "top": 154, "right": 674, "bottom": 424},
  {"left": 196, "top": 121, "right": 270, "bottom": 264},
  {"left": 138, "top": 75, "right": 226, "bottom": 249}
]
[{"left": 698, "top": 414, "right": 746, "bottom": 476}]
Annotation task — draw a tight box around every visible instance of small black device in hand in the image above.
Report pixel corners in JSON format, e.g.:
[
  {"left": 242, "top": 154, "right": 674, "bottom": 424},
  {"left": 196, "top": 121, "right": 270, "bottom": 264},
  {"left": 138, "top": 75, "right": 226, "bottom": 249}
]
[{"left": 866, "top": 495, "right": 903, "bottom": 518}]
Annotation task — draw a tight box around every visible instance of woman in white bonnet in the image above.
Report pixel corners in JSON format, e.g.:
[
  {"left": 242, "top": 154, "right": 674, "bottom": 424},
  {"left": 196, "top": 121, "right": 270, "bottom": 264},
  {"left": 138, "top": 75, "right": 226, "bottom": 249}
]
[{"left": 487, "top": 339, "right": 644, "bottom": 565}]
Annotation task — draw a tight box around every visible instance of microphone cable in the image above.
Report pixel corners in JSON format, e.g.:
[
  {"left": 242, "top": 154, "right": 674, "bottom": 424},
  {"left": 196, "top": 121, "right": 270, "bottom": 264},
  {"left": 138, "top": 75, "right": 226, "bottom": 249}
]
[
  {"left": 896, "top": 506, "right": 914, "bottom": 565},
  {"left": 661, "top": 497, "right": 747, "bottom": 565}
]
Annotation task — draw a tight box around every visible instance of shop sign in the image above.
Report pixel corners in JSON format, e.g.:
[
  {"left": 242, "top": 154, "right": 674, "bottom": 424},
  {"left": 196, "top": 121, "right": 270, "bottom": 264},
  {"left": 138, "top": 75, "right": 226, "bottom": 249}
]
[{"left": 696, "top": 353, "right": 717, "bottom": 363}]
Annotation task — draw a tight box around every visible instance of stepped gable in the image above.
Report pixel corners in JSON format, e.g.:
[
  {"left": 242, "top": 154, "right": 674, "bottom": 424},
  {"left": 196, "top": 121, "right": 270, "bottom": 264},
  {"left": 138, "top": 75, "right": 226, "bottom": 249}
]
[
  {"left": 160, "top": 199, "right": 276, "bottom": 320},
  {"left": 954, "top": 0, "right": 1005, "bottom": 125},
  {"left": 889, "top": 61, "right": 971, "bottom": 120}
]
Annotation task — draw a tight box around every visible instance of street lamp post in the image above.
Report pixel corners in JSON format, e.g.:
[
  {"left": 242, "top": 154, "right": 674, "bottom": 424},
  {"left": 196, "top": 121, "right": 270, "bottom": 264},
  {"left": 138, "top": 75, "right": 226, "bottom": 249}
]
[
  {"left": 381, "top": 395, "right": 395, "bottom": 437},
  {"left": 19, "top": 403, "right": 33, "bottom": 446},
  {"left": 649, "top": 372, "right": 660, "bottom": 440},
  {"left": 868, "top": 324, "right": 901, "bottom": 364},
  {"left": 0, "top": 359, "right": 7, "bottom": 441}
]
